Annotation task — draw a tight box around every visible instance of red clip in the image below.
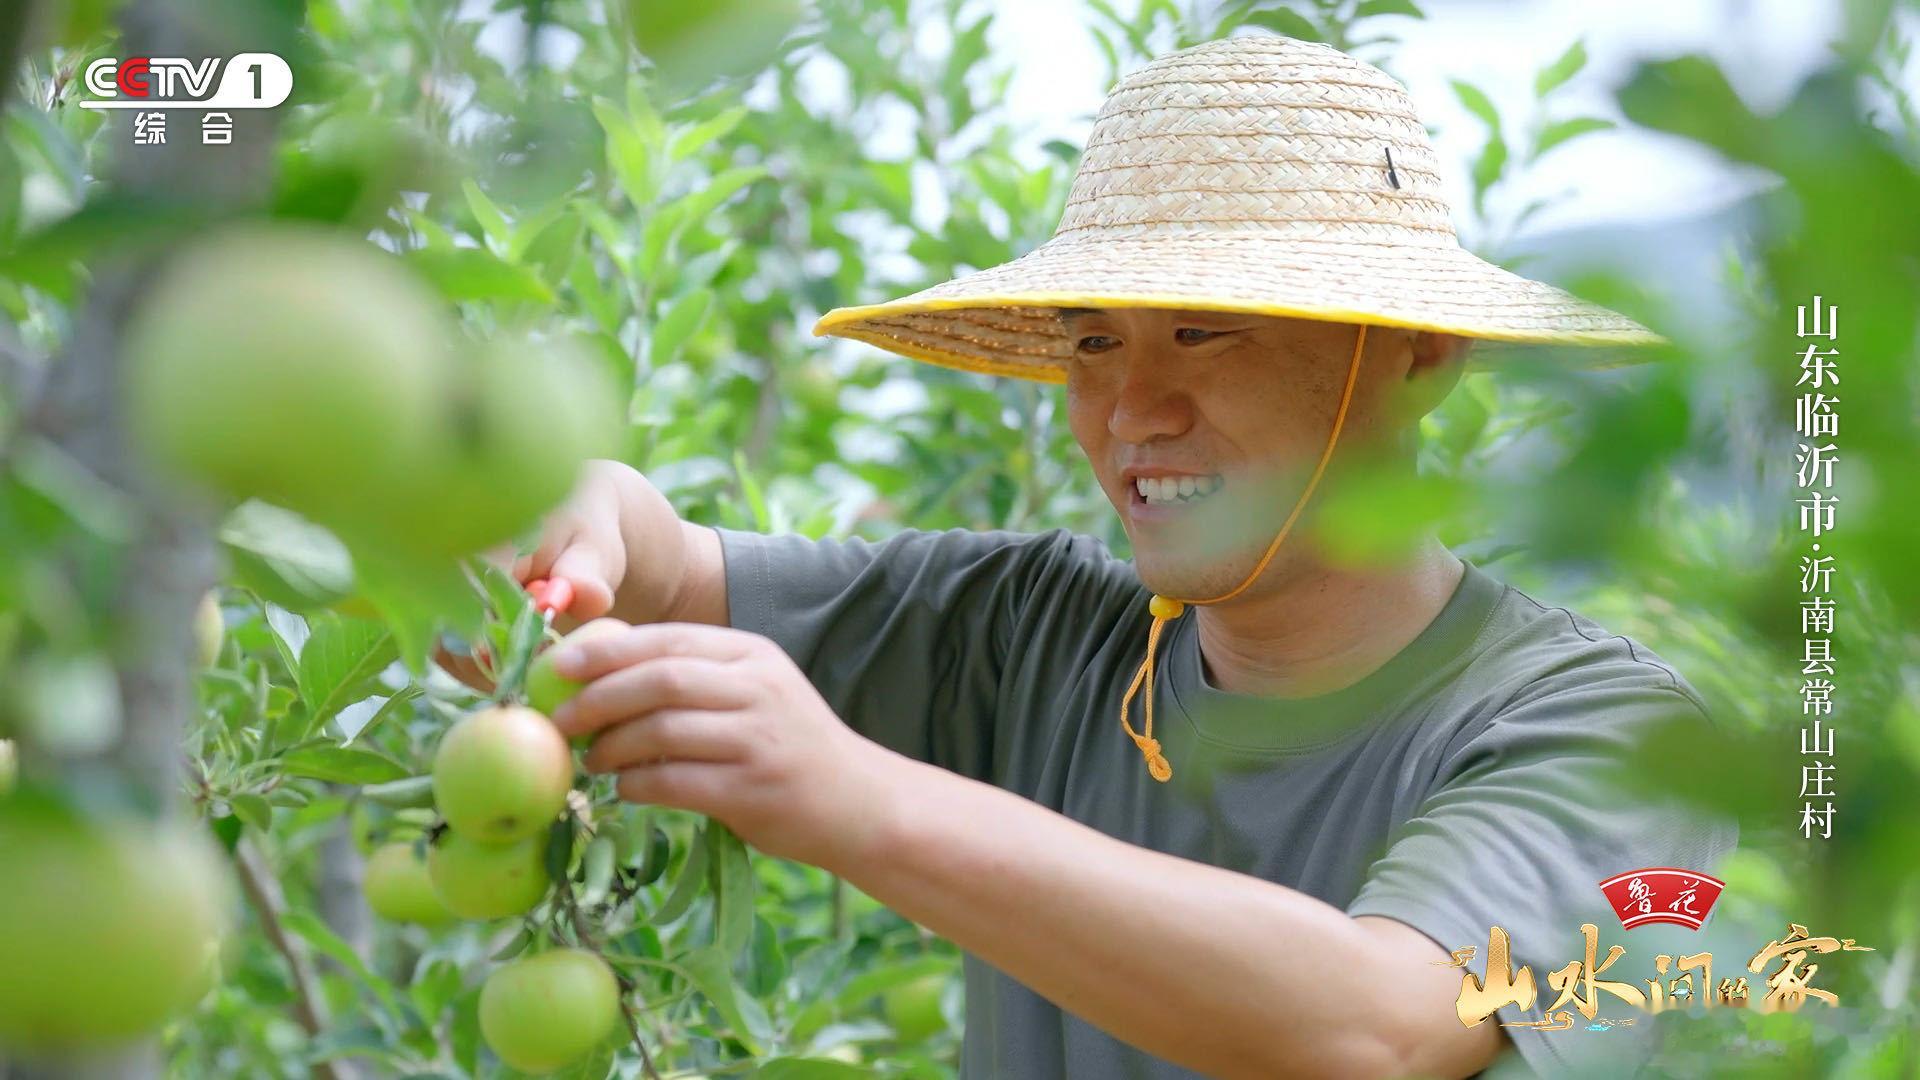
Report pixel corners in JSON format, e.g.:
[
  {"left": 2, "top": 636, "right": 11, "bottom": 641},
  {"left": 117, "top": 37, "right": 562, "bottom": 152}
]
[{"left": 526, "top": 578, "right": 574, "bottom": 616}]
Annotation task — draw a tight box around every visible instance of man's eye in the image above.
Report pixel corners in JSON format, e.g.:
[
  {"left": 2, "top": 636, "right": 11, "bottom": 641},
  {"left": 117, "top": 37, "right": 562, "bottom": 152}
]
[
  {"left": 1076, "top": 335, "right": 1119, "bottom": 353},
  {"left": 1174, "top": 327, "right": 1218, "bottom": 344}
]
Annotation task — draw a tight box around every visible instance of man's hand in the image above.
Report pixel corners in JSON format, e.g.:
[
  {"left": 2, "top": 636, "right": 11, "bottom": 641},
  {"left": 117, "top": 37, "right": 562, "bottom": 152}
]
[
  {"left": 510, "top": 460, "right": 644, "bottom": 622},
  {"left": 544, "top": 622, "right": 903, "bottom": 874},
  {"left": 432, "top": 461, "right": 728, "bottom": 692}
]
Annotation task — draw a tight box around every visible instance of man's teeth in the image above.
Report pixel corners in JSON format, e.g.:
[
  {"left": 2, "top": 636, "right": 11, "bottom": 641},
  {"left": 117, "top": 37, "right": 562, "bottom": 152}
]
[{"left": 1134, "top": 475, "right": 1223, "bottom": 504}]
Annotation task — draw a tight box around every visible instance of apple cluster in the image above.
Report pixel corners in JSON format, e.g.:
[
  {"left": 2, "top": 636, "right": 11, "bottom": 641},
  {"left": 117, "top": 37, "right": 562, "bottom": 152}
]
[
  {"left": 361, "top": 623, "right": 633, "bottom": 1074},
  {"left": 122, "top": 223, "right": 622, "bottom": 561}
]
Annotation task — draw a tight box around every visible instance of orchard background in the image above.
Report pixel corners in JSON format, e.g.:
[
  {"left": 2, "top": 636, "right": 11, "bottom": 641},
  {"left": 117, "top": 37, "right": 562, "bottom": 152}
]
[{"left": 1, "top": 0, "right": 1917, "bottom": 1077}]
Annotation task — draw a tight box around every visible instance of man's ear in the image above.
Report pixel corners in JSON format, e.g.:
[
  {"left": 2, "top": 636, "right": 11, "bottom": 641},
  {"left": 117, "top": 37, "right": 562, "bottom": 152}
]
[{"left": 1402, "top": 331, "right": 1471, "bottom": 416}]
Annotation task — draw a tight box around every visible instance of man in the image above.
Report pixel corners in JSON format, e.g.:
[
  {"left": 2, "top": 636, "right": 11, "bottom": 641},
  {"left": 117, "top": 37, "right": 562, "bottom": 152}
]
[{"left": 491, "top": 35, "right": 1733, "bottom": 1079}]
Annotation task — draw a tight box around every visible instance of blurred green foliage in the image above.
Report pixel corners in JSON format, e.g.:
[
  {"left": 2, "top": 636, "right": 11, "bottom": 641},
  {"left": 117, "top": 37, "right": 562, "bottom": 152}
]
[{"left": 0, "top": 0, "right": 1916, "bottom": 1077}]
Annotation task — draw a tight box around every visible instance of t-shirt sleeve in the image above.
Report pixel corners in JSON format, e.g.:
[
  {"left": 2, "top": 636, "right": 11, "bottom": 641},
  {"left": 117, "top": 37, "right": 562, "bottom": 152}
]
[
  {"left": 1345, "top": 670, "right": 1739, "bottom": 1077},
  {"left": 715, "top": 525, "right": 1081, "bottom": 782}
]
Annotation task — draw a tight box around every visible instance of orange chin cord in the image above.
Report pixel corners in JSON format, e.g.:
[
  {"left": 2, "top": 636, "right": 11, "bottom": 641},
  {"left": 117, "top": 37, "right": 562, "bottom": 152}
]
[{"left": 1119, "top": 322, "right": 1368, "bottom": 782}]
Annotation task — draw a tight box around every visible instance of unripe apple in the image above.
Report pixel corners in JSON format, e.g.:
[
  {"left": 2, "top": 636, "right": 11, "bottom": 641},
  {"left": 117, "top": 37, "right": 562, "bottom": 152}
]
[
  {"left": 479, "top": 947, "right": 621, "bottom": 1073},
  {"left": 0, "top": 740, "right": 15, "bottom": 795},
  {"left": 431, "top": 705, "right": 572, "bottom": 844},
  {"left": 381, "top": 335, "right": 623, "bottom": 558},
  {"left": 0, "top": 806, "right": 233, "bottom": 1051},
  {"left": 426, "top": 830, "right": 550, "bottom": 920},
  {"left": 363, "top": 842, "right": 455, "bottom": 927},
  {"left": 123, "top": 224, "right": 455, "bottom": 539},
  {"left": 525, "top": 618, "right": 630, "bottom": 716},
  {"left": 194, "top": 592, "right": 224, "bottom": 668},
  {"left": 884, "top": 973, "right": 951, "bottom": 1042}
]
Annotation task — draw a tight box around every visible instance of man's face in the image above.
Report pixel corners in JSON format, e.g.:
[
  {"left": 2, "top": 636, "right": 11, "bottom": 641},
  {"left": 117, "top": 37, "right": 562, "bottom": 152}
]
[{"left": 1063, "top": 307, "right": 1463, "bottom": 600}]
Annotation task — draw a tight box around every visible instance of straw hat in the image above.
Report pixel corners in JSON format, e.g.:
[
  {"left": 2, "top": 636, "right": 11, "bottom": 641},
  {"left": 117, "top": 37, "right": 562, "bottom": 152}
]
[{"left": 812, "top": 33, "right": 1661, "bottom": 379}]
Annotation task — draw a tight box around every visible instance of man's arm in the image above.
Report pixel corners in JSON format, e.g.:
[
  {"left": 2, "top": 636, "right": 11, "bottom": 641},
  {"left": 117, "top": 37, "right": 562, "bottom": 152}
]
[
  {"left": 545, "top": 622, "right": 1503, "bottom": 1080},
  {"left": 851, "top": 755, "right": 1502, "bottom": 1080}
]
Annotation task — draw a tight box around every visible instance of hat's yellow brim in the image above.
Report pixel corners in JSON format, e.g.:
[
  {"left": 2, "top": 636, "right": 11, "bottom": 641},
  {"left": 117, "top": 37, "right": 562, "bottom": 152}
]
[{"left": 812, "top": 234, "right": 1667, "bottom": 382}]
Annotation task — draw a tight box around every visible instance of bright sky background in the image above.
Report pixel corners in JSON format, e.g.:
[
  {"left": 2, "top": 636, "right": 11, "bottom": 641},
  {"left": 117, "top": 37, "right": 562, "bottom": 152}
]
[
  {"left": 484, "top": 1, "right": 1917, "bottom": 243},
  {"left": 984, "top": 0, "right": 1913, "bottom": 241}
]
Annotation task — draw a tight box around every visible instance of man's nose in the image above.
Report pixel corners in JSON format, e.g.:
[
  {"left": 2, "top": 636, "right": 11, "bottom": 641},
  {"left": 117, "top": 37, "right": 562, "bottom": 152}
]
[{"left": 1107, "top": 353, "right": 1192, "bottom": 443}]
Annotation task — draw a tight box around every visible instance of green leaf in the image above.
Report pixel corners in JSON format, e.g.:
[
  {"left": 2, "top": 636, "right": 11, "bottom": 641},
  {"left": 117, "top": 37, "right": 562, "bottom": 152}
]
[
  {"left": 649, "top": 821, "right": 710, "bottom": 926},
  {"left": 1534, "top": 38, "right": 1588, "bottom": 98},
  {"left": 544, "top": 815, "right": 578, "bottom": 883},
  {"left": 492, "top": 924, "right": 535, "bottom": 962},
  {"left": 580, "top": 836, "right": 616, "bottom": 907},
  {"left": 404, "top": 246, "right": 556, "bottom": 303},
  {"left": 667, "top": 166, "right": 767, "bottom": 231},
  {"left": 279, "top": 745, "right": 412, "bottom": 785},
  {"left": 1615, "top": 56, "right": 1768, "bottom": 166},
  {"left": 732, "top": 451, "right": 769, "bottom": 532},
  {"left": 296, "top": 614, "right": 397, "bottom": 731},
  {"left": 1355, "top": 0, "right": 1424, "bottom": 18},
  {"left": 706, "top": 823, "right": 755, "bottom": 961},
  {"left": 210, "top": 815, "right": 243, "bottom": 853},
  {"left": 0, "top": 193, "right": 215, "bottom": 293},
  {"left": 491, "top": 600, "right": 546, "bottom": 703},
  {"left": 408, "top": 958, "right": 465, "bottom": 1027},
  {"left": 1450, "top": 79, "right": 1500, "bottom": 131},
  {"left": 668, "top": 104, "right": 749, "bottom": 163},
  {"left": 343, "top": 686, "right": 422, "bottom": 744},
  {"left": 637, "top": 202, "right": 685, "bottom": 285},
  {"left": 747, "top": 913, "right": 786, "bottom": 997},
  {"left": 361, "top": 775, "right": 436, "bottom": 809},
  {"left": 220, "top": 501, "right": 356, "bottom": 613},
  {"left": 350, "top": 552, "right": 485, "bottom": 676},
  {"left": 231, "top": 793, "right": 273, "bottom": 832},
  {"left": 648, "top": 288, "right": 712, "bottom": 368},
  {"left": 1469, "top": 133, "right": 1508, "bottom": 213},
  {"left": 835, "top": 954, "right": 957, "bottom": 1010},
  {"left": 755, "top": 1061, "right": 874, "bottom": 1080},
  {"left": 633, "top": 824, "right": 670, "bottom": 886},
  {"left": 592, "top": 96, "right": 656, "bottom": 207},
  {"left": 1534, "top": 116, "right": 1615, "bottom": 159},
  {"left": 625, "top": 83, "right": 665, "bottom": 147},
  {"left": 461, "top": 179, "right": 512, "bottom": 252},
  {"left": 283, "top": 909, "right": 404, "bottom": 1021},
  {"left": 517, "top": 210, "right": 586, "bottom": 287},
  {"left": 1243, "top": 9, "right": 1322, "bottom": 43},
  {"left": 678, "top": 945, "right": 766, "bottom": 1054},
  {"left": 942, "top": 16, "right": 993, "bottom": 128}
]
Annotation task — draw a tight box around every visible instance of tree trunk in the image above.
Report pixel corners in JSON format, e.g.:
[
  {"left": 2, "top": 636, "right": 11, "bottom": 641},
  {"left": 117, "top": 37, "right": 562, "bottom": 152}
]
[
  {"left": 314, "top": 787, "right": 374, "bottom": 963},
  {"left": 4, "top": 1, "right": 290, "bottom": 1077}
]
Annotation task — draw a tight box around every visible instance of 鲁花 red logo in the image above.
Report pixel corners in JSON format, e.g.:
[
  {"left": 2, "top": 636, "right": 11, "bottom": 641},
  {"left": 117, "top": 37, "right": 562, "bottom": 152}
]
[{"left": 1598, "top": 867, "right": 1725, "bottom": 931}]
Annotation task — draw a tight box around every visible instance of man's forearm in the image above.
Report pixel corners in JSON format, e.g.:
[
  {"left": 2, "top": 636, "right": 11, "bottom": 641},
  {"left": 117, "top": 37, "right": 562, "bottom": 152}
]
[{"left": 836, "top": 754, "right": 1493, "bottom": 1080}]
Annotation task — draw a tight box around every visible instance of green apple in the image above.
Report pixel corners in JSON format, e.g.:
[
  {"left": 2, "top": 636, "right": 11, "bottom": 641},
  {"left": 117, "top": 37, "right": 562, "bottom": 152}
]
[
  {"left": 0, "top": 740, "right": 14, "bottom": 795},
  {"left": 363, "top": 842, "right": 455, "bottom": 927},
  {"left": 431, "top": 705, "right": 572, "bottom": 844},
  {"left": 525, "top": 618, "right": 630, "bottom": 716},
  {"left": 0, "top": 805, "right": 233, "bottom": 1051},
  {"left": 194, "top": 591, "right": 224, "bottom": 668},
  {"left": 479, "top": 947, "right": 621, "bottom": 1074},
  {"left": 372, "top": 333, "right": 622, "bottom": 559},
  {"left": 427, "top": 830, "right": 549, "bottom": 920},
  {"left": 123, "top": 224, "right": 455, "bottom": 540},
  {"left": 884, "top": 973, "right": 951, "bottom": 1043}
]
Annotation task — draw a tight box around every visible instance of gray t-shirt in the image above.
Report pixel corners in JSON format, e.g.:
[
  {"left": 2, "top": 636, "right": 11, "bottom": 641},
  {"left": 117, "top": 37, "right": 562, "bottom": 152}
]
[{"left": 717, "top": 526, "right": 1736, "bottom": 1078}]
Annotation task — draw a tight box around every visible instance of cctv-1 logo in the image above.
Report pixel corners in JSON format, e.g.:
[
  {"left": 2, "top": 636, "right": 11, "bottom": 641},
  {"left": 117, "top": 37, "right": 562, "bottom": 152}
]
[{"left": 80, "top": 53, "right": 293, "bottom": 110}]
